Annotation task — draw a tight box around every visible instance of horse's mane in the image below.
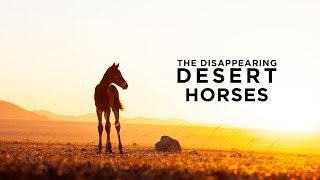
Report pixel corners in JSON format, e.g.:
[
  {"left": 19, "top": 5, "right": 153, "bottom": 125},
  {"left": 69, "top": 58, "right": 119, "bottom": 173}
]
[{"left": 100, "top": 66, "right": 114, "bottom": 84}]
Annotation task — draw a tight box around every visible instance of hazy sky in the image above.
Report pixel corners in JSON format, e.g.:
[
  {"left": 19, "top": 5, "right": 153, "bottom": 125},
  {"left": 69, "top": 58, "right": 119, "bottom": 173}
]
[{"left": 1, "top": 0, "right": 320, "bottom": 131}]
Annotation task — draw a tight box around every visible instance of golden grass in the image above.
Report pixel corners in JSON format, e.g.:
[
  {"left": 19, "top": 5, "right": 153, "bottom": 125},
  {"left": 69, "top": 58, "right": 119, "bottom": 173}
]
[{"left": 0, "top": 141, "right": 319, "bottom": 179}]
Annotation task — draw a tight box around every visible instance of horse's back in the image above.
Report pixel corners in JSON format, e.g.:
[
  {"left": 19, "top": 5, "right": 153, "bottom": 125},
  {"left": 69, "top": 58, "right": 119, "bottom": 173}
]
[
  {"left": 95, "top": 84, "right": 123, "bottom": 111},
  {"left": 107, "top": 84, "right": 119, "bottom": 96}
]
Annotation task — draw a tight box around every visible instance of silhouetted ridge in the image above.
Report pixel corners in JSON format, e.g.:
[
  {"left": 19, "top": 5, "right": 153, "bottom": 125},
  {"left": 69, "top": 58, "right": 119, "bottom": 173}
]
[{"left": 0, "top": 100, "right": 50, "bottom": 121}]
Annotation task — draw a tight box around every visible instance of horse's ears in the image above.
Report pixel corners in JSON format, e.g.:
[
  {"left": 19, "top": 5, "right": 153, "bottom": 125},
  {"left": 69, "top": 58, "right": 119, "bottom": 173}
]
[{"left": 112, "top": 63, "right": 119, "bottom": 68}]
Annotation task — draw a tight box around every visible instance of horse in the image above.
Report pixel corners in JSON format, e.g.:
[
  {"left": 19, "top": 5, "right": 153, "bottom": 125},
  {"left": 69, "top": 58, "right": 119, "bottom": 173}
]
[{"left": 94, "top": 63, "right": 128, "bottom": 154}]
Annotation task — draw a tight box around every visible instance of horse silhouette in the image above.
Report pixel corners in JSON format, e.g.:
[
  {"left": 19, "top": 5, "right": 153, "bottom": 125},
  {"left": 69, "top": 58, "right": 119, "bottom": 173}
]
[{"left": 94, "top": 63, "right": 128, "bottom": 154}]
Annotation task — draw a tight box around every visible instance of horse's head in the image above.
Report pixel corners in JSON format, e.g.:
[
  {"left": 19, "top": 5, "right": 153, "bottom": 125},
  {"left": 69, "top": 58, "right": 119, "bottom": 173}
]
[{"left": 108, "top": 63, "right": 128, "bottom": 89}]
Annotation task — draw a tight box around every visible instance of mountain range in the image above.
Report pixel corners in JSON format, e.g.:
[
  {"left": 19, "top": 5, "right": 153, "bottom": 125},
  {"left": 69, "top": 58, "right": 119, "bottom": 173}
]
[
  {"left": 0, "top": 100, "right": 50, "bottom": 121},
  {"left": 0, "top": 100, "right": 194, "bottom": 126}
]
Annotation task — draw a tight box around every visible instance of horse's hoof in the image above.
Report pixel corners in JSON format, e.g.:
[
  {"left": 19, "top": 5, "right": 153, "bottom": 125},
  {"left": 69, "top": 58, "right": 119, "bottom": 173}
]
[
  {"left": 120, "top": 150, "right": 123, "bottom": 154},
  {"left": 106, "top": 150, "right": 113, "bottom": 154},
  {"left": 97, "top": 150, "right": 102, "bottom": 154}
]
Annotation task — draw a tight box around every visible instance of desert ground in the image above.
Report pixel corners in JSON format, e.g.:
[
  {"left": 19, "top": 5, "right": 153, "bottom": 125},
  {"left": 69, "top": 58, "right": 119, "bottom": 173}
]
[
  {"left": 1, "top": 141, "right": 320, "bottom": 179},
  {"left": 1, "top": 119, "right": 320, "bottom": 179}
]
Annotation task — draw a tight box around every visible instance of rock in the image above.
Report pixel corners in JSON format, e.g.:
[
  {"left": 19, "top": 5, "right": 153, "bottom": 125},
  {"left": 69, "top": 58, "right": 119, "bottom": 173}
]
[{"left": 155, "top": 136, "right": 181, "bottom": 152}]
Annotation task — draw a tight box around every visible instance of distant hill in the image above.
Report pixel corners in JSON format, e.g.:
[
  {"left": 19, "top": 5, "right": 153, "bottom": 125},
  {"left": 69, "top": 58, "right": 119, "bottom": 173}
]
[
  {"left": 0, "top": 99, "right": 196, "bottom": 126},
  {"left": 33, "top": 110, "right": 96, "bottom": 122},
  {"left": 33, "top": 110, "right": 193, "bottom": 126},
  {"left": 0, "top": 100, "right": 50, "bottom": 121}
]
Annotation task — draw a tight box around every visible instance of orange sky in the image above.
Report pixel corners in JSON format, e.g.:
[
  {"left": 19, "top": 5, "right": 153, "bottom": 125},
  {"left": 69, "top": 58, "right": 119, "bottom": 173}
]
[{"left": 1, "top": 0, "right": 320, "bottom": 131}]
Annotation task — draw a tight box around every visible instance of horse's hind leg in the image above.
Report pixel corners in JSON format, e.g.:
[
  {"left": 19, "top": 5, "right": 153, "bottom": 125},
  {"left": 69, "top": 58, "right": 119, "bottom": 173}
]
[
  {"left": 104, "top": 108, "right": 112, "bottom": 153},
  {"left": 96, "top": 108, "right": 103, "bottom": 153},
  {"left": 112, "top": 107, "right": 123, "bottom": 154}
]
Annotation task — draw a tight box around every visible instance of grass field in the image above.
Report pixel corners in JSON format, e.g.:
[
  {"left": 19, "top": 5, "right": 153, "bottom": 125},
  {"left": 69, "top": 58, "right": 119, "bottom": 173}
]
[
  {"left": 1, "top": 119, "right": 320, "bottom": 179},
  {"left": 1, "top": 141, "right": 319, "bottom": 179}
]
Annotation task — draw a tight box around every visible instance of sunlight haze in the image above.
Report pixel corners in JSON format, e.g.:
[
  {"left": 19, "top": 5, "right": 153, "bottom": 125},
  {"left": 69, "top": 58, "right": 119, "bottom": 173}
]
[{"left": 1, "top": 0, "right": 320, "bottom": 131}]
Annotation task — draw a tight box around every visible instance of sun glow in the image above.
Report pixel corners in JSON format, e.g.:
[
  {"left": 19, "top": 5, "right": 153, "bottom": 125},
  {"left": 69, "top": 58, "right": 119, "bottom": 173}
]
[{"left": 0, "top": 0, "right": 320, "bottom": 133}]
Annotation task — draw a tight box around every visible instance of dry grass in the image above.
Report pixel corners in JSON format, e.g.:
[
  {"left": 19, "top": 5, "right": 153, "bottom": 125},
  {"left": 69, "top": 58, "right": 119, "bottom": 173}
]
[{"left": 1, "top": 141, "right": 319, "bottom": 179}]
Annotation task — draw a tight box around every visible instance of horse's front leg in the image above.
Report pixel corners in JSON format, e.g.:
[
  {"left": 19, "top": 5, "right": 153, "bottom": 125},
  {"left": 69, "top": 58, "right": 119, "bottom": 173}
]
[
  {"left": 112, "top": 107, "right": 123, "bottom": 154},
  {"left": 96, "top": 108, "right": 103, "bottom": 154},
  {"left": 104, "top": 108, "right": 112, "bottom": 153}
]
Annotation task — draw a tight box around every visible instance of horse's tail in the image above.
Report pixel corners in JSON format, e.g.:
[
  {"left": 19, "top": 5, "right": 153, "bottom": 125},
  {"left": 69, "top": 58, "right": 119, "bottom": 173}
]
[
  {"left": 115, "top": 95, "right": 124, "bottom": 111},
  {"left": 108, "top": 85, "right": 124, "bottom": 111}
]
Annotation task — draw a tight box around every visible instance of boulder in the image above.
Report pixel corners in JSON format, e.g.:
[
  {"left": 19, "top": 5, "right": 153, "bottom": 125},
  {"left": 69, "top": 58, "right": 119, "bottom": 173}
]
[{"left": 155, "top": 136, "right": 181, "bottom": 152}]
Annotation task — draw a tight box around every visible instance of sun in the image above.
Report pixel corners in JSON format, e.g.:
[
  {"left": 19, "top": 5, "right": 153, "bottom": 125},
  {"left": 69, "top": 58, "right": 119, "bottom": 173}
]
[{"left": 233, "top": 107, "right": 318, "bottom": 133}]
